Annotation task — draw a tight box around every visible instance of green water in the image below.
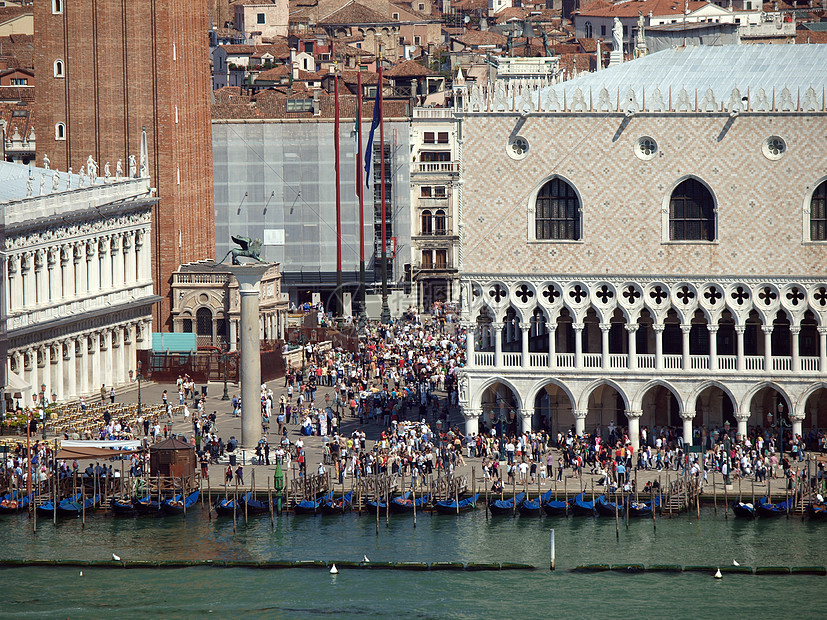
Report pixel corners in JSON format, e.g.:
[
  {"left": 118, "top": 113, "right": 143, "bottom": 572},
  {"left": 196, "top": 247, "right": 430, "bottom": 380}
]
[{"left": 0, "top": 508, "right": 824, "bottom": 618}]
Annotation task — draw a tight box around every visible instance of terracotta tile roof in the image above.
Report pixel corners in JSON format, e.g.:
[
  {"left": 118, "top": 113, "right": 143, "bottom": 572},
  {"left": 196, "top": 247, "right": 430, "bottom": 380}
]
[
  {"left": 0, "top": 34, "right": 33, "bottom": 71},
  {"left": 451, "top": 0, "right": 487, "bottom": 10},
  {"left": 255, "top": 65, "right": 291, "bottom": 82},
  {"left": 384, "top": 59, "right": 439, "bottom": 78},
  {"left": 320, "top": 1, "right": 394, "bottom": 25},
  {"left": 451, "top": 30, "right": 508, "bottom": 47},
  {"left": 232, "top": 0, "right": 276, "bottom": 5},
  {"left": 0, "top": 6, "right": 31, "bottom": 24},
  {"left": 559, "top": 52, "right": 592, "bottom": 76},
  {"left": 578, "top": 0, "right": 709, "bottom": 17},
  {"left": 795, "top": 30, "right": 827, "bottom": 44},
  {"left": 212, "top": 88, "right": 410, "bottom": 119},
  {"left": 332, "top": 41, "right": 375, "bottom": 58},
  {"left": 340, "top": 69, "right": 386, "bottom": 85}
]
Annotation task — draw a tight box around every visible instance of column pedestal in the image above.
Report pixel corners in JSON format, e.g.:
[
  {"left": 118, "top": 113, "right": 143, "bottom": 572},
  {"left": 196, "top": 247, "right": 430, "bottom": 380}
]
[
  {"left": 227, "top": 263, "right": 271, "bottom": 449},
  {"left": 462, "top": 407, "right": 482, "bottom": 436},
  {"left": 573, "top": 409, "right": 588, "bottom": 437},
  {"left": 680, "top": 412, "right": 695, "bottom": 448},
  {"left": 626, "top": 410, "right": 642, "bottom": 451}
]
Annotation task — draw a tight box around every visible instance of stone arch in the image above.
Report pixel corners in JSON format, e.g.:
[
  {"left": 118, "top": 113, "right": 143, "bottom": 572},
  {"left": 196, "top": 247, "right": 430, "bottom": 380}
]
[
  {"left": 798, "top": 383, "right": 827, "bottom": 435},
  {"left": 795, "top": 381, "right": 827, "bottom": 419},
  {"left": 472, "top": 376, "right": 524, "bottom": 411},
  {"left": 530, "top": 378, "right": 575, "bottom": 435},
  {"left": 688, "top": 380, "right": 738, "bottom": 414},
  {"left": 803, "top": 175, "right": 827, "bottom": 243},
  {"left": 578, "top": 378, "right": 630, "bottom": 411},
  {"left": 635, "top": 379, "right": 683, "bottom": 433},
  {"left": 740, "top": 381, "right": 793, "bottom": 419},
  {"left": 632, "top": 379, "right": 684, "bottom": 413}
]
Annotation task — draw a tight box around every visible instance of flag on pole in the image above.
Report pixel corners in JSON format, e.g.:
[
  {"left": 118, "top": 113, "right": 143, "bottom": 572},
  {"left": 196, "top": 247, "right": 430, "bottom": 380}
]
[{"left": 364, "top": 83, "right": 381, "bottom": 188}]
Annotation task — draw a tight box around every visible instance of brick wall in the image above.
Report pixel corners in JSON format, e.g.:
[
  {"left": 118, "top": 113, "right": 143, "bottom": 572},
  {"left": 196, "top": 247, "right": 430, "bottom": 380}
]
[{"left": 34, "top": 0, "right": 216, "bottom": 332}]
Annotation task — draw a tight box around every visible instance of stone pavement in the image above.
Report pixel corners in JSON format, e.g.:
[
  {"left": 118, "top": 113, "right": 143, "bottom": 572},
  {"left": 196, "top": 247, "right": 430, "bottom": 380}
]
[{"left": 62, "top": 376, "right": 820, "bottom": 506}]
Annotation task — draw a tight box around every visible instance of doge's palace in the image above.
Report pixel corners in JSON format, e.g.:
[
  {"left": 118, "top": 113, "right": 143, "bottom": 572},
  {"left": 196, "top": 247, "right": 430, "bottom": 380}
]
[{"left": 455, "top": 46, "right": 827, "bottom": 449}]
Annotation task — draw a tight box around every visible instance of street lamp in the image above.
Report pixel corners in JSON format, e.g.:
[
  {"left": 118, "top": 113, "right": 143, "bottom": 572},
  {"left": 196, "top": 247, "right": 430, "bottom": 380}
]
[
  {"left": 129, "top": 361, "right": 143, "bottom": 417},
  {"left": 298, "top": 332, "right": 306, "bottom": 383},
  {"left": 769, "top": 401, "right": 790, "bottom": 460},
  {"left": 221, "top": 353, "right": 230, "bottom": 400}
]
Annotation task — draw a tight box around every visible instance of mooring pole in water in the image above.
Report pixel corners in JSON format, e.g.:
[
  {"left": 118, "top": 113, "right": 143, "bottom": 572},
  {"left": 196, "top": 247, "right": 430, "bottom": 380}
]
[{"left": 549, "top": 529, "right": 555, "bottom": 571}]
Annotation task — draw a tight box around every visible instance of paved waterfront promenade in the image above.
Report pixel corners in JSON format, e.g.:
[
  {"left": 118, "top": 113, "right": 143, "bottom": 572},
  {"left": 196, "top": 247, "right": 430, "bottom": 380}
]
[{"left": 42, "top": 374, "right": 817, "bottom": 506}]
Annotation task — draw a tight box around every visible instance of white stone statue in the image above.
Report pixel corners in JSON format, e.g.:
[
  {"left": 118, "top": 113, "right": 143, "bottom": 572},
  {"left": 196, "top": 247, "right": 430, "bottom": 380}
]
[
  {"left": 128, "top": 155, "right": 136, "bottom": 178},
  {"left": 612, "top": 17, "right": 623, "bottom": 52},
  {"left": 67, "top": 167, "right": 73, "bottom": 190},
  {"left": 116, "top": 159, "right": 123, "bottom": 180},
  {"left": 26, "top": 168, "right": 33, "bottom": 197},
  {"left": 79, "top": 165, "right": 86, "bottom": 187},
  {"left": 52, "top": 170, "right": 60, "bottom": 192},
  {"left": 104, "top": 161, "right": 111, "bottom": 182},
  {"left": 458, "top": 374, "right": 469, "bottom": 403},
  {"left": 43, "top": 153, "right": 50, "bottom": 170},
  {"left": 86, "top": 155, "right": 98, "bottom": 183},
  {"left": 39, "top": 171, "right": 45, "bottom": 196}
]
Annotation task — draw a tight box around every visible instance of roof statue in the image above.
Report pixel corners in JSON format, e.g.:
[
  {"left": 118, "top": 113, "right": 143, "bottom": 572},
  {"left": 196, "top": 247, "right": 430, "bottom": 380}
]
[
  {"left": 221, "top": 235, "right": 264, "bottom": 265},
  {"left": 612, "top": 17, "right": 623, "bottom": 53}
]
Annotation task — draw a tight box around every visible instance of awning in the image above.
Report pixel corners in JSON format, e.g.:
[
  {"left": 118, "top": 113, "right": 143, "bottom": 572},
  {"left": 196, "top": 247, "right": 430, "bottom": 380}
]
[
  {"left": 61, "top": 440, "right": 141, "bottom": 450},
  {"left": 56, "top": 446, "right": 144, "bottom": 460},
  {"left": 3, "top": 370, "right": 30, "bottom": 395}
]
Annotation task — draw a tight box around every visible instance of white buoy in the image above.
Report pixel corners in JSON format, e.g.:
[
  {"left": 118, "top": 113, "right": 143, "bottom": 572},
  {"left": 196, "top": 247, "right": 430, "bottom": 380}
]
[
  {"left": 330, "top": 564, "right": 338, "bottom": 574},
  {"left": 732, "top": 560, "right": 739, "bottom": 566},
  {"left": 79, "top": 571, "right": 83, "bottom": 577},
  {"left": 112, "top": 553, "right": 121, "bottom": 561},
  {"left": 714, "top": 568, "right": 723, "bottom": 579},
  {"left": 363, "top": 555, "right": 370, "bottom": 562}
]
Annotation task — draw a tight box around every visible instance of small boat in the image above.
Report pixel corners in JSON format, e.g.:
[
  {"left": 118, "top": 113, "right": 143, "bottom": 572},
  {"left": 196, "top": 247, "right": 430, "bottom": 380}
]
[
  {"left": 215, "top": 492, "right": 248, "bottom": 517},
  {"left": 162, "top": 490, "right": 199, "bottom": 515},
  {"left": 112, "top": 497, "right": 136, "bottom": 516},
  {"left": 434, "top": 493, "right": 478, "bottom": 515},
  {"left": 807, "top": 501, "right": 827, "bottom": 520},
  {"left": 595, "top": 494, "right": 624, "bottom": 517},
  {"left": 755, "top": 497, "right": 793, "bottom": 518},
  {"left": 244, "top": 494, "right": 273, "bottom": 515},
  {"left": 134, "top": 496, "right": 161, "bottom": 515},
  {"left": 488, "top": 492, "right": 524, "bottom": 516},
  {"left": 0, "top": 490, "right": 21, "bottom": 514},
  {"left": 519, "top": 490, "right": 553, "bottom": 518},
  {"left": 389, "top": 492, "right": 429, "bottom": 514},
  {"left": 731, "top": 501, "right": 756, "bottom": 519},
  {"left": 36, "top": 498, "right": 57, "bottom": 517},
  {"left": 57, "top": 493, "right": 101, "bottom": 516},
  {"left": 321, "top": 491, "right": 354, "bottom": 515},
  {"left": 628, "top": 496, "right": 661, "bottom": 518},
  {"left": 542, "top": 499, "right": 569, "bottom": 517},
  {"left": 570, "top": 492, "right": 596, "bottom": 516},
  {"left": 293, "top": 491, "right": 332, "bottom": 515},
  {"left": 364, "top": 497, "right": 388, "bottom": 515}
]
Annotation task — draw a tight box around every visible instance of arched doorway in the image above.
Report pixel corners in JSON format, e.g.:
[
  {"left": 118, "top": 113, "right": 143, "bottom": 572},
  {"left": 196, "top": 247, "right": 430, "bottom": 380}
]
[
  {"left": 586, "top": 383, "right": 627, "bottom": 443},
  {"left": 196, "top": 307, "right": 213, "bottom": 347},
  {"left": 748, "top": 386, "right": 792, "bottom": 448},
  {"left": 480, "top": 381, "right": 520, "bottom": 438},
  {"left": 802, "top": 387, "right": 827, "bottom": 449},
  {"left": 694, "top": 384, "right": 736, "bottom": 447},
  {"left": 639, "top": 384, "right": 681, "bottom": 442},
  {"left": 533, "top": 382, "right": 573, "bottom": 437}
]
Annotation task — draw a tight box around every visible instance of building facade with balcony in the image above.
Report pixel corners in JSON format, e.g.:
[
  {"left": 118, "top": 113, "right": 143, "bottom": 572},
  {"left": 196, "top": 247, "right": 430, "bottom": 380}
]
[
  {"left": 455, "top": 45, "right": 827, "bottom": 450},
  {"left": 1, "top": 159, "right": 158, "bottom": 407},
  {"left": 410, "top": 106, "right": 461, "bottom": 310}
]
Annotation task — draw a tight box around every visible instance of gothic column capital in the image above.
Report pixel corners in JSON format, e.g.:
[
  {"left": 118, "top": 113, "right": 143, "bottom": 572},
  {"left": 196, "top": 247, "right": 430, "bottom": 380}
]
[
  {"left": 519, "top": 322, "right": 530, "bottom": 331},
  {"left": 519, "top": 408, "right": 534, "bottom": 419},
  {"left": 818, "top": 327, "right": 827, "bottom": 336},
  {"left": 790, "top": 326, "right": 801, "bottom": 335},
  {"left": 572, "top": 409, "right": 588, "bottom": 420},
  {"left": 735, "top": 325, "right": 746, "bottom": 334},
  {"left": 491, "top": 322, "right": 504, "bottom": 332},
  {"left": 707, "top": 324, "right": 719, "bottom": 333},
  {"left": 762, "top": 325, "right": 774, "bottom": 335},
  {"left": 572, "top": 322, "right": 584, "bottom": 332},
  {"left": 625, "top": 409, "right": 643, "bottom": 419},
  {"left": 679, "top": 411, "right": 696, "bottom": 421},
  {"left": 462, "top": 408, "right": 483, "bottom": 421},
  {"left": 653, "top": 323, "right": 665, "bottom": 334},
  {"left": 599, "top": 322, "right": 611, "bottom": 333},
  {"left": 680, "top": 324, "right": 692, "bottom": 334},
  {"left": 625, "top": 323, "right": 639, "bottom": 333},
  {"left": 544, "top": 322, "right": 557, "bottom": 332}
]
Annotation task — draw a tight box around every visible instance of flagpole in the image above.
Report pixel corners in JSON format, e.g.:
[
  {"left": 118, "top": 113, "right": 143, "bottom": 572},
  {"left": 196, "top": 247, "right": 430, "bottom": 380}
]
[
  {"left": 357, "top": 64, "right": 367, "bottom": 329},
  {"left": 334, "top": 64, "right": 343, "bottom": 320},
  {"left": 379, "top": 48, "right": 391, "bottom": 324}
]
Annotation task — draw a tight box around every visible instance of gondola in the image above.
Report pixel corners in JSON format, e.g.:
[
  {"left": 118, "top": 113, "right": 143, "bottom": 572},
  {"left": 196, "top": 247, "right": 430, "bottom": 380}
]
[
  {"left": 519, "top": 490, "right": 552, "bottom": 518},
  {"left": 215, "top": 492, "right": 248, "bottom": 517},
  {"left": 36, "top": 497, "right": 57, "bottom": 517},
  {"left": 755, "top": 497, "right": 793, "bottom": 518},
  {"left": 112, "top": 497, "right": 136, "bottom": 516},
  {"left": 161, "top": 490, "right": 199, "bottom": 515},
  {"left": 57, "top": 493, "right": 101, "bottom": 516},
  {"left": 434, "top": 493, "right": 478, "bottom": 515},
  {"left": 293, "top": 491, "right": 332, "bottom": 515},
  {"left": 134, "top": 495, "right": 161, "bottom": 515},
  {"left": 244, "top": 493, "right": 274, "bottom": 515},
  {"left": 807, "top": 500, "right": 827, "bottom": 520},
  {"left": 595, "top": 494, "right": 624, "bottom": 517},
  {"left": 731, "top": 501, "right": 756, "bottom": 519},
  {"left": 570, "top": 492, "right": 596, "bottom": 516},
  {"left": 321, "top": 491, "right": 354, "bottom": 515},
  {"left": 628, "top": 496, "right": 661, "bottom": 518},
  {"left": 542, "top": 499, "right": 569, "bottom": 516},
  {"left": 364, "top": 496, "right": 388, "bottom": 515},
  {"left": 488, "top": 492, "right": 524, "bottom": 516},
  {"left": 389, "top": 492, "right": 430, "bottom": 514}
]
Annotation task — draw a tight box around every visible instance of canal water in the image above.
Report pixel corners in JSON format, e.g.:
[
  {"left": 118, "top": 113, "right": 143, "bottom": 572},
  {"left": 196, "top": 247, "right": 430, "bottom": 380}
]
[{"left": 0, "top": 507, "right": 823, "bottom": 618}]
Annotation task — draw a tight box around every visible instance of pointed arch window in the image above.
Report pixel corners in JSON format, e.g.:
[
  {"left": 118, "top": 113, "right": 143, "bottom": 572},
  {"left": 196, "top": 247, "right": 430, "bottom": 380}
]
[
  {"left": 810, "top": 180, "right": 827, "bottom": 241},
  {"left": 669, "top": 178, "right": 715, "bottom": 241},
  {"left": 535, "top": 178, "right": 581, "bottom": 240}
]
